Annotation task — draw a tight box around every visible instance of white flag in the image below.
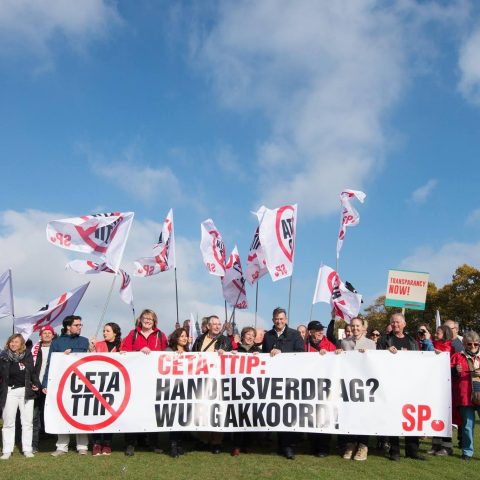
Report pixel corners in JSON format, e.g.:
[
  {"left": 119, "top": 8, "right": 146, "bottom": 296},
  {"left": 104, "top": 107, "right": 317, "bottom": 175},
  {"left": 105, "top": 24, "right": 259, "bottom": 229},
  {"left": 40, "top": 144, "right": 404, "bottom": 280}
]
[
  {"left": 245, "top": 226, "right": 268, "bottom": 285},
  {"left": 66, "top": 259, "right": 115, "bottom": 274},
  {"left": 47, "top": 212, "right": 134, "bottom": 272},
  {"left": 200, "top": 219, "right": 226, "bottom": 276},
  {"left": 312, "top": 265, "right": 339, "bottom": 304},
  {"left": 312, "top": 264, "right": 362, "bottom": 323},
  {"left": 133, "top": 209, "right": 175, "bottom": 277},
  {"left": 189, "top": 312, "right": 197, "bottom": 349},
  {"left": 336, "top": 190, "right": 366, "bottom": 259},
  {"left": 14, "top": 283, "right": 89, "bottom": 340},
  {"left": 256, "top": 204, "right": 297, "bottom": 282},
  {"left": 119, "top": 270, "right": 134, "bottom": 306},
  {"left": 0, "top": 269, "right": 14, "bottom": 318},
  {"left": 66, "top": 260, "right": 133, "bottom": 307},
  {"left": 222, "top": 246, "right": 248, "bottom": 309}
]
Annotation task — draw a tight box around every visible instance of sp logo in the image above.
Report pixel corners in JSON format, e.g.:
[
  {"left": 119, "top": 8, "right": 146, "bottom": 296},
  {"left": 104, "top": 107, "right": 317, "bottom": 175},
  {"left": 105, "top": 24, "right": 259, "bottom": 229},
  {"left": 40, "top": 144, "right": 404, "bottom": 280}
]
[{"left": 75, "top": 213, "right": 123, "bottom": 254}]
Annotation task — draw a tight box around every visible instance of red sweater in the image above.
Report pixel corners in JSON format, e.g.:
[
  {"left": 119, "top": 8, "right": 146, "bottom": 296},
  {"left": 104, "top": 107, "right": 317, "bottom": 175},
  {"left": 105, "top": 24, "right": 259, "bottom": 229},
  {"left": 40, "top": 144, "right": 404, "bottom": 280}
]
[
  {"left": 120, "top": 327, "right": 167, "bottom": 352},
  {"left": 304, "top": 336, "right": 336, "bottom": 352}
]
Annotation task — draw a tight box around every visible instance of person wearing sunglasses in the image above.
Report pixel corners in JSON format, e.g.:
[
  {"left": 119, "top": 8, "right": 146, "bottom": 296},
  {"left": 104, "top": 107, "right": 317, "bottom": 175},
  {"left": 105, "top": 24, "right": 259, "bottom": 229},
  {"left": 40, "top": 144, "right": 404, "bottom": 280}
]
[
  {"left": 451, "top": 331, "right": 480, "bottom": 461},
  {"left": 368, "top": 329, "right": 381, "bottom": 344}
]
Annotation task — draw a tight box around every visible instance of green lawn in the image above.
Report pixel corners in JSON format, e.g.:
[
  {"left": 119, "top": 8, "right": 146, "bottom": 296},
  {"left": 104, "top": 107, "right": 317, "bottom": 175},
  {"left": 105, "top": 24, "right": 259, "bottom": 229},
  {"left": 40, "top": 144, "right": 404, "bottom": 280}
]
[{"left": 2, "top": 430, "right": 479, "bottom": 480}]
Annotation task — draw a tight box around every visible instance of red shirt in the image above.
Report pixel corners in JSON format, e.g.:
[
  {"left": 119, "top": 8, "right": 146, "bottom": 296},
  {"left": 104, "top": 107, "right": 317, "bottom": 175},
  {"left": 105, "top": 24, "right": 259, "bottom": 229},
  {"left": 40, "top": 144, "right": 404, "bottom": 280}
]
[{"left": 304, "top": 336, "right": 336, "bottom": 352}]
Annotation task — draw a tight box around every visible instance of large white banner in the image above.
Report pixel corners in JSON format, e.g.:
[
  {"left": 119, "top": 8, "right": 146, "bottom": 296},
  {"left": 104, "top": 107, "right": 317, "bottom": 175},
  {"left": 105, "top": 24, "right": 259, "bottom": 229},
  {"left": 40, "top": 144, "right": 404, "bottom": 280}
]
[{"left": 45, "top": 351, "right": 451, "bottom": 436}]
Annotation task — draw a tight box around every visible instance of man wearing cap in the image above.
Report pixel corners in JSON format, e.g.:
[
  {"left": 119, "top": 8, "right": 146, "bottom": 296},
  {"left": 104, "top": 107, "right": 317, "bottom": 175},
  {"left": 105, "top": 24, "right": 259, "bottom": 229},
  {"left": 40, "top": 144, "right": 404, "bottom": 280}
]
[
  {"left": 262, "top": 307, "right": 304, "bottom": 459},
  {"left": 305, "top": 321, "right": 336, "bottom": 354},
  {"left": 304, "top": 321, "right": 336, "bottom": 457},
  {"left": 31, "top": 325, "right": 55, "bottom": 453}
]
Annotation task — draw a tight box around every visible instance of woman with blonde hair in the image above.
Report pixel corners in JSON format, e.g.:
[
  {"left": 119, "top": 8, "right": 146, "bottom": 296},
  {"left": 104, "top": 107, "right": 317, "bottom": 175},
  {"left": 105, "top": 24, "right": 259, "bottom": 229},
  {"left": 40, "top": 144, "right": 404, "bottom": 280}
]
[{"left": 0, "top": 334, "right": 41, "bottom": 460}]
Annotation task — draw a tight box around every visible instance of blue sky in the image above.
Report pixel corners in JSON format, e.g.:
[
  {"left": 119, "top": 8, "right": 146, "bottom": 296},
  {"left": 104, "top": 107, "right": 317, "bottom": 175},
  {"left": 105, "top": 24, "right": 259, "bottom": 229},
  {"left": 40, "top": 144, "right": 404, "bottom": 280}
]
[{"left": 1, "top": 0, "right": 480, "bottom": 341}]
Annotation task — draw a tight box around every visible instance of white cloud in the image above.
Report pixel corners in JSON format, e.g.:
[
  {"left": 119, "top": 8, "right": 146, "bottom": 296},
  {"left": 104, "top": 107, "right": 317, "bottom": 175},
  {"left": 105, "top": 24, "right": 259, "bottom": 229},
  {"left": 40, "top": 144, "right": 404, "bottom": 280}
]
[
  {"left": 0, "top": 0, "right": 121, "bottom": 65},
  {"left": 190, "top": 1, "right": 466, "bottom": 218},
  {"left": 401, "top": 241, "right": 480, "bottom": 286},
  {"left": 410, "top": 179, "right": 438, "bottom": 204},
  {"left": 93, "top": 161, "right": 182, "bottom": 205},
  {"left": 458, "top": 24, "right": 480, "bottom": 105},
  {"left": 0, "top": 209, "right": 266, "bottom": 343},
  {"left": 466, "top": 207, "right": 480, "bottom": 225}
]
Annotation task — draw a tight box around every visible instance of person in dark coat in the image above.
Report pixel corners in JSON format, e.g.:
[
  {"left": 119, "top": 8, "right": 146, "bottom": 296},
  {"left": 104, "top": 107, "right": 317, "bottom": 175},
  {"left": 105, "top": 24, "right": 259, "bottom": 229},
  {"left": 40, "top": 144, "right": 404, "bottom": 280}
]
[
  {"left": 0, "top": 334, "right": 41, "bottom": 460},
  {"left": 262, "top": 307, "right": 304, "bottom": 460}
]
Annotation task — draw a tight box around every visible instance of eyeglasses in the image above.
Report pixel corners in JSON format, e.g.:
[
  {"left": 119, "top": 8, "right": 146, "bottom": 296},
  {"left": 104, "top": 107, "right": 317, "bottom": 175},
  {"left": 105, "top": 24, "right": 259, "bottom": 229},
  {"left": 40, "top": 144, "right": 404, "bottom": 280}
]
[
  {"left": 371, "top": 333, "right": 380, "bottom": 337},
  {"left": 466, "top": 342, "right": 479, "bottom": 347}
]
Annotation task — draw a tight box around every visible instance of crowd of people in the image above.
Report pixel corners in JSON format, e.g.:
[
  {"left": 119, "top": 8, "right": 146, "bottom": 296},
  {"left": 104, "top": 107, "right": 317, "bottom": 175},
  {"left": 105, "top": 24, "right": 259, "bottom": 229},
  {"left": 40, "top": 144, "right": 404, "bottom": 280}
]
[{"left": 0, "top": 308, "right": 478, "bottom": 463}]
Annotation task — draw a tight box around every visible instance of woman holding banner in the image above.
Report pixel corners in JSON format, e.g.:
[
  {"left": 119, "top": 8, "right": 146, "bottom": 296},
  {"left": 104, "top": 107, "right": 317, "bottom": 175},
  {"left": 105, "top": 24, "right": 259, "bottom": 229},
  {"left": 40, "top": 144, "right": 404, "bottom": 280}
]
[
  {"left": 121, "top": 310, "right": 168, "bottom": 456},
  {"left": 451, "top": 331, "right": 480, "bottom": 461},
  {"left": 339, "top": 317, "right": 375, "bottom": 461},
  {"left": 166, "top": 327, "right": 190, "bottom": 457},
  {"left": 91, "top": 323, "right": 122, "bottom": 456},
  {"left": 0, "top": 334, "right": 42, "bottom": 460}
]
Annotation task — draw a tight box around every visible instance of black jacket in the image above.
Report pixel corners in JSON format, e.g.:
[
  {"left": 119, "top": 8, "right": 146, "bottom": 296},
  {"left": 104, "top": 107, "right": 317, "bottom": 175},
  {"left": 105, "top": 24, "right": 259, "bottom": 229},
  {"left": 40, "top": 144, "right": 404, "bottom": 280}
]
[
  {"left": 262, "top": 327, "right": 305, "bottom": 353},
  {"left": 192, "top": 333, "right": 232, "bottom": 352},
  {"left": 236, "top": 343, "right": 262, "bottom": 353},
  {"left": 377, "top": 332, "right": 419, "bottom": 351},
  {"left": 0, "top": 350, "right": 41, "bottom": 411}
]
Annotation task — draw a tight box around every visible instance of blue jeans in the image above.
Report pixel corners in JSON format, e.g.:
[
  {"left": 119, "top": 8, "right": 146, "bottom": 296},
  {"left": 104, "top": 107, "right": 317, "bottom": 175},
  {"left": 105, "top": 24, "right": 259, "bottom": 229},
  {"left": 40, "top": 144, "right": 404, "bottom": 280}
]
[{"left": 459, "top": 406, "right": 480, "bottom": 457}]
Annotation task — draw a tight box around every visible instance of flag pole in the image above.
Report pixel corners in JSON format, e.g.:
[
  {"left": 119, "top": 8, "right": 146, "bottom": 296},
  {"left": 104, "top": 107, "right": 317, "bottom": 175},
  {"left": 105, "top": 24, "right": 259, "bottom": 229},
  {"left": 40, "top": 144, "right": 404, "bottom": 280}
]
[
  {"left": 287, "top": 275, "right": 293, "bottom": 320},
  {"left": 254, "top": 282, "right": 259, "bottom": 329},
  {"left": 95, "top": 274, "right": 117, "bottom": 337},
  {"left": 174, "top": 267, "right": 179, "bottom": 327},
  {"left": 10, "top": 269, "right": 15, "bottom": 334},
  {"left": 224, "top": 300, "right": 228, "bottom": 324}
]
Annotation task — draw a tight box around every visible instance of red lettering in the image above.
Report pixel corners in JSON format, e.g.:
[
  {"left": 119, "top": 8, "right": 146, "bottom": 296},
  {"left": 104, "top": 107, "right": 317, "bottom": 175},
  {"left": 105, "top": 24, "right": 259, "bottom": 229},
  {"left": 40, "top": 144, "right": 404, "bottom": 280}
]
[
  {"left": 418, "top": 405, "right": 431, "bottom": 430},
  {"left": 195, "top": 357, "right": 209, "bottom": 375},
  {"left": 157, "top": 354, "right": 171, "bottom": 375},
  {"left": 246, "top": 355, "right": 260, "bottom": 374},
  {"left": 402, "top": 404, "right": 416, "bottom": 431}
]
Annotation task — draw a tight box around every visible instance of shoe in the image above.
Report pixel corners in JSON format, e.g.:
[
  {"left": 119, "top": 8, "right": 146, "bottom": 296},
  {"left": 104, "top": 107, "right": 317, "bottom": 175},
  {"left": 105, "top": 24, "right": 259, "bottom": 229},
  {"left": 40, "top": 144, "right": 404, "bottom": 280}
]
[
  {"left": 406, "top": 452, "right": 425, "bottom": 460},
  {"left": 435, "top": 447, "right": 452, "bottom": 456},
  {"left": 427, "top": 446, "right": 439, "bottom": 455},
  {"left": 24, "top": 452, "right": 35, "bottom": 458},
  {"left": 102, "top": 445, "right": 112, "bottom": 455},
  {"left": 0, "top": 453, "right": 11, "bottom": 460},
  {"left": 382, "top": 442, "right": 391, "bottom": 453},
  {"left": 92, "top": 444, "right": 102, "bottom": 456},
  {"left": 353, "top": 444, "right": 368, "bottom": 461},
  {"left": 283, "top": 447, "right": 295, "bottom": 460},
  {"left": 462, "top": 454, "right": 471, "bottom": 461},
  {"left": 231, "top": 448, "right": 241, "bottom": 457},
  {"left": 125, "top": 445, "right": 135, "bottom": 457},
  {"left": 32, "top": 448, "right": 38, "bottom": 454},
  {"left": 170, "top": 442, "right": 179, "bottom": 458},
  {"left": 343, "top": 443, "right": 355, "bottom": 460},
  {"left": 211, "top": 446, "right": 221, "bottom": 454},
  {"left": 315, "top": 451, "right": 329, "bottom": 458},
  {"left": 78, "top": 449, "right": 88, "bottom": 456},
  {"left": 389, "top": 452, "right": 400, "bottom": 461},
  {"left": 51, "top": 450, "right": 67, "bottom": 457},
  {"left": 153, "top": 447, "right": 163, "bottom": 454}
]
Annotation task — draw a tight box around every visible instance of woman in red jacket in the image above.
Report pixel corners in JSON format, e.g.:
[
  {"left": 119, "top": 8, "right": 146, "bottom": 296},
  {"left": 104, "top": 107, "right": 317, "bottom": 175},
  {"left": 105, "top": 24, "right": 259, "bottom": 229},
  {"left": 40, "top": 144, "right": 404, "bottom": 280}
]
[
  {"left": 121, "top": 309, "right": 167, "bottom": 456},
  {"left": 90, "top": 323, "right": 122, "bottom": 456},
  {"left": 451, "top": 331, "right": 480, "bottom": 461}
]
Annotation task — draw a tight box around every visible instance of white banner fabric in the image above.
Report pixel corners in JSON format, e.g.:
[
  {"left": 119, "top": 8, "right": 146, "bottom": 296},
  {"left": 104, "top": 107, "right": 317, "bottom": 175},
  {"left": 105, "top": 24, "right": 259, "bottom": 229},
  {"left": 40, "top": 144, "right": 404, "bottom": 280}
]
[
  {"left": 47, "top": 212, "right": 134, "bottom": 272},
  {"left": 15, "top": 283, "right": 89, "bottom": 340},
  {"left": 133, "top": 208, "right": 175, "bottom": 277},
  {"left": 0, "top": 269, "right": 14, "bottom": 318},
  {"left": 45, "top": 351, "right": 451, "bottom": 436},
  {"left": 256, "top": 204, "right": 297, "bottom": 282},
  {"left": 200, "top": 219, "right": 226, "bottom": 276},
  {"left": 221, "top": 246, "right": 248, "bottom": 309}
]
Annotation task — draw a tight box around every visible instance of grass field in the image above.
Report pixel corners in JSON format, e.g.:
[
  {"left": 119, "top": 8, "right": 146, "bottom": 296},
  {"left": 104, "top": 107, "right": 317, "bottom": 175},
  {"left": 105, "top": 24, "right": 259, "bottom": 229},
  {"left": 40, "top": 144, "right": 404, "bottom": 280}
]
[{"left": 1, "top": 430, "right": 480, "bottom": 480}]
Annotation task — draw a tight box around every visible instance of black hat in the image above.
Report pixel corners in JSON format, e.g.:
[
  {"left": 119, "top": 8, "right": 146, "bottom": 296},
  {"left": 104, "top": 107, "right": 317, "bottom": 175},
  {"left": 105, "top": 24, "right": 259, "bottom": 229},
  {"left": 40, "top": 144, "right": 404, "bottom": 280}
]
[{"left": 307, "top": 321, "right": 325, "bottom": 331}]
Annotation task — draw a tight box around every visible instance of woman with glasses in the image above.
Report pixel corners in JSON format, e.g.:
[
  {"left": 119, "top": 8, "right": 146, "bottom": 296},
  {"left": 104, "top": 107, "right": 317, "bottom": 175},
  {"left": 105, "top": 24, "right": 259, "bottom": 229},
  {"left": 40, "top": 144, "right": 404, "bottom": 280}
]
[
  {"left": 121, "top": 309, "right": 168, "bottom": 456},
  {"left": 368, "top": 329, "right": 381, "bottom": 344},
  {"left": 451, "top": 331, "right": 480, "bottom": 460}
]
